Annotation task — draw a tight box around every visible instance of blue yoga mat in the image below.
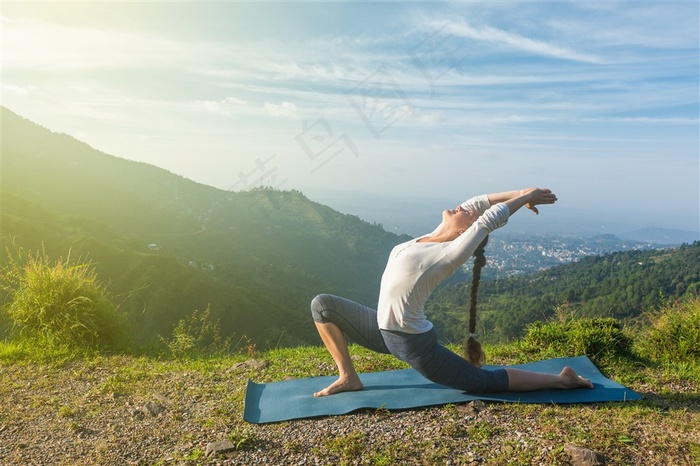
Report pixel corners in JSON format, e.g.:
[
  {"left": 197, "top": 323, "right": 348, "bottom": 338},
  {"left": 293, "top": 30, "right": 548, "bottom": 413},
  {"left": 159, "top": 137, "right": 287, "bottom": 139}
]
[{"left": 244, "top": 356, "right": 641, "bottom": 424}]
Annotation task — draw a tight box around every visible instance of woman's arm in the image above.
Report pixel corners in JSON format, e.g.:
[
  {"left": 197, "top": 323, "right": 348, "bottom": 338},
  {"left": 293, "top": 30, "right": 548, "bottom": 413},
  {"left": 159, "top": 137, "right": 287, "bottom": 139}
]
[
  {"left": 503, "top": 188, "right": 557, "bottom": 216},
  {"left": 486, "top": 190, "right": 524, "bottom": 205},
  {"left": 459, "top": 188, "right": 555, "bottom": 220}
]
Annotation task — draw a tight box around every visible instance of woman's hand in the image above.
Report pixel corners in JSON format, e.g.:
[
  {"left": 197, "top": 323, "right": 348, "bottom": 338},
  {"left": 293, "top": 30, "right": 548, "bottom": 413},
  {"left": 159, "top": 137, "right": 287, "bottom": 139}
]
[
  {"left": 521, "top": 188, "right": 557, "bottom": 214},
  {"left": 489, "top": 188, "right": 558, "bottom": 217}
]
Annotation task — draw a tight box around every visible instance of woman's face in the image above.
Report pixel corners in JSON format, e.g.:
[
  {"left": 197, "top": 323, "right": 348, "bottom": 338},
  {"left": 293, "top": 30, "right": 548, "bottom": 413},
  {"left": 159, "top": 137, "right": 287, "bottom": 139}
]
[{"left": 442, "top": 205, "right": 478, "bottom": 235}]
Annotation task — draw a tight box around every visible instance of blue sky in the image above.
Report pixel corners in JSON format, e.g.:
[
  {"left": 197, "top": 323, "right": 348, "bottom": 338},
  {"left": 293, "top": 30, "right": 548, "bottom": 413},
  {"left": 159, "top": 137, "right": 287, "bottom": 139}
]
[{"left": 2, "top": 1, "right": 699, "bottom": 235}]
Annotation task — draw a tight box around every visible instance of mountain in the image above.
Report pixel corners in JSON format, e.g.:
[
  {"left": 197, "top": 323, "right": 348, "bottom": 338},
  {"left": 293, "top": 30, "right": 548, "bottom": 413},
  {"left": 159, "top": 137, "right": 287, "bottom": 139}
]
[
  {"left": 1, "top": 106, "right": 408, "bottom": 347},
  {"left": 619, "top": 228, "right": 699, "bottom": 245}
]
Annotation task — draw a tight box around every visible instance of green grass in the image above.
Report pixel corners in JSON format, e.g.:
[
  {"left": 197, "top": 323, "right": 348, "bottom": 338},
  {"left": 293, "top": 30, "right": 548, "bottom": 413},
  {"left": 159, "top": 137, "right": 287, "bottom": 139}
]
[{"left": 0, "top": 337, "right": 698, "bottom": 465}]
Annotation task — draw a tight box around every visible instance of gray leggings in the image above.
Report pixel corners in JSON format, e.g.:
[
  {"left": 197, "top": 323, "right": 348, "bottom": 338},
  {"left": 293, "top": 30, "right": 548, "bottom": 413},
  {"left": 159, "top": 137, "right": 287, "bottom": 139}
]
[{"left": 311, "top": 294, "right": 509, "bottom": 393}]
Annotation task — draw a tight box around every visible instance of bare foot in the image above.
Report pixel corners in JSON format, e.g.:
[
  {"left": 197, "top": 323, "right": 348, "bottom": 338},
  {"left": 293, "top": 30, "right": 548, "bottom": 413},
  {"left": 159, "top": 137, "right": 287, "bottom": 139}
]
[
  {"left": 314, "top": 375, "right": 363, "bottom": 397},
  {"left": 560, "top": 366, "right": 594, "bottom": 389}
]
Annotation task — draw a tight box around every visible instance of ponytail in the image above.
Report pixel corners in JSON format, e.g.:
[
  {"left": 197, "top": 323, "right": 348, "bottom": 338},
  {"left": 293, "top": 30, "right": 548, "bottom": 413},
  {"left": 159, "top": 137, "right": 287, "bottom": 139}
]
[{"left": 464, "top": 236, "right": 488, "bottom": 367}]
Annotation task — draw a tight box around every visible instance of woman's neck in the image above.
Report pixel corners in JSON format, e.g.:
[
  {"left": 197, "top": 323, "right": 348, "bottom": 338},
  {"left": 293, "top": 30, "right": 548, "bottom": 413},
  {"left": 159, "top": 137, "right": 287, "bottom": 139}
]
[{"left": 417, "top": 230, "right": 456, "bottom": 243}]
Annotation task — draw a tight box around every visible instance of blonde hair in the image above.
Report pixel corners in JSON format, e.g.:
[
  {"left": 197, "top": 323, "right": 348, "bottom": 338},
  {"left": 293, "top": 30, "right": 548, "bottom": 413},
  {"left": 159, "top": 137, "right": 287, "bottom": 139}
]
[{"left": 464, "top": 236, "right": 488, "bottom": 367}]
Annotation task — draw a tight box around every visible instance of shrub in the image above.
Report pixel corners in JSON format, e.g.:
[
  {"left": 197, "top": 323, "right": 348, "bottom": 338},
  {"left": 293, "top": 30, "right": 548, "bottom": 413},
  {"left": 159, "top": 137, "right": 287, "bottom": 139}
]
[
  {"left": 0, "top": 305, "right": 11, "bottom": 339},
  {"left": 635, "top": 297, "right": 700, "bottom": 364},
  {"left": 161, "top": 305, "right": 232, "bottom": 357},
  {"left": 0, "top": 246, "right": 125, "bottom": 349},
  {"left": 522, "top": 317, "right": 632, "bottom": 361}
]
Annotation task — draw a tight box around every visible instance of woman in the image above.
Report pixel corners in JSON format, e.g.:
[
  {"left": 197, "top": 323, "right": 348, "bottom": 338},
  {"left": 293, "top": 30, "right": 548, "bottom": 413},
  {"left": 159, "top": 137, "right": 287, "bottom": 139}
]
[{"left": 311, "top": 187, "right": 593, "bottom": 397}]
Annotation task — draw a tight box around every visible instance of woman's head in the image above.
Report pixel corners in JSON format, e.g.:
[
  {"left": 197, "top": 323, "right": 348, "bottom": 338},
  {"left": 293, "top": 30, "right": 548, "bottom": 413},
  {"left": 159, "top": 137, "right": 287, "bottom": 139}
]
[{"left": 440, "top": 205, "right": 479, "bottom": 239}]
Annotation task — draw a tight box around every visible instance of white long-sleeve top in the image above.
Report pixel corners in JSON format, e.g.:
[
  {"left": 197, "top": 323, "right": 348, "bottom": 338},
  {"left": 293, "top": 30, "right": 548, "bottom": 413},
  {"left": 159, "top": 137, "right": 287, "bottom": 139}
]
[{"left": 377, "top": 195, "right": 510, "bottom": 333}]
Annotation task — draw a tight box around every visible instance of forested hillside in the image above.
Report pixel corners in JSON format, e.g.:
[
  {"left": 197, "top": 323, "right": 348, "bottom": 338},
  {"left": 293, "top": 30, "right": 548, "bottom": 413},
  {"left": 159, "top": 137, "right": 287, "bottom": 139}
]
[
  {"left": 1, "top": 107, "right": 407, "bottom": 347},
  {"left": 427, "top": 242, "right": 700, "bottom": 344}
]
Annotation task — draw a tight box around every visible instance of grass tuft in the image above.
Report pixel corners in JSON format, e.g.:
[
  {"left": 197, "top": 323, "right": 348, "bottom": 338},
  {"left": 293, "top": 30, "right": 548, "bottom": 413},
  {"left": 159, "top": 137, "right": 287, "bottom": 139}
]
[
  {"left": 635, "top": 296, "right": 700, "bottom": 364},
  {"left": 521, "top": 317, "right": 632, "bottom": 362},
  {"left": 159, "top": 305, "right": 233, "bottom": 358},
  {"left": 0, "top": 245, "right": 127, "bottom": 350}
]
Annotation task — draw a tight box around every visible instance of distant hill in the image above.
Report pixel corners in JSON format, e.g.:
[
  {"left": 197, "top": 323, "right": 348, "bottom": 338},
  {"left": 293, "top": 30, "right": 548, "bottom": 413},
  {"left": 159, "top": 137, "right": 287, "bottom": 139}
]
[
  {"left": 620, "top": 228, "right": 699, "bottom": 245},
  {"left": 427, "top": 242, "right": 700, "bottom": 344},
  {"left": 1, "top": 106, "right": 408, "bottom": 347}
]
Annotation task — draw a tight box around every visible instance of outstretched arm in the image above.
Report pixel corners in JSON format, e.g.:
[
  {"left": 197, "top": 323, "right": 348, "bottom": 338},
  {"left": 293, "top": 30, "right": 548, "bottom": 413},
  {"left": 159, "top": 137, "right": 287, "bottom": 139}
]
[
  {"left": 485, "top": 190, "right": 524, "bottom": 205},
  {"left": 502, "top": 188, "right": 558, "bottom": 216},
  {"left": 461, "top": 190, "right": 526, "bottom": 215}
]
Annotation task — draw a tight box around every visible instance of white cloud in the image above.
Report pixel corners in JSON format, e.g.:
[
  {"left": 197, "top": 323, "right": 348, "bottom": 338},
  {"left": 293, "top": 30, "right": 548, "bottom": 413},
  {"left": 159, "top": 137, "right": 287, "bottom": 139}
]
[
  {"left": 550, "top": 3, "right": 700, "bottom": 50},
  {"left": 417, "top": 112, "right": 443, "bottom": 125},
  {"left": 264, "top": 101, "right": 298, "bottom": 118},
  {"left": 434, "top": 18, "right": 604, "bottom": 64},
  {"left": 580, "top": 117, "right": 699, "bottom": 125},
  {"left": 2, "top": 83, "right": 37, "bottom": 94},
  {"left": 194, "top": 96, "right": 248, "bottom": 115}
]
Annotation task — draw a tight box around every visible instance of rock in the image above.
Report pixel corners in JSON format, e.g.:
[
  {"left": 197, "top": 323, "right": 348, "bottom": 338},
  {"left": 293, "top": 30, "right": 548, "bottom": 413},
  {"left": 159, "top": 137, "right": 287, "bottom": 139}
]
[
  {"left": 231, "top": 359, "right": 269, "bottom": 371},
  {"left": 153, "top": 392, "right": 172, "bottom": 405},
  {"left": 146, "top": 401, "right": 166, "bottom": 416},
  {"left": 456, "top": 400, "right": 486, "bottom": 418},
  {"left": 471, "top": 400, "right": 486, "bottom": 410},
  {"left": 564, "top": 443, "right": 606, "bottom": 466},
  {"left": 205, "top": 439, "right": 236, "bottom": 458},
  {"left": 135, "top": 401, "right": 166, "bottom": 417}
]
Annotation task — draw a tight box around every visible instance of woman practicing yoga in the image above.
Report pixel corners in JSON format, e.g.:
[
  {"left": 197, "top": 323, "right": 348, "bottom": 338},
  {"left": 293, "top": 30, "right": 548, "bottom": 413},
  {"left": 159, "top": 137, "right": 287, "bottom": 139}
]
[{"left": 311, "top": 187, "right": 593, "bottom": 397}]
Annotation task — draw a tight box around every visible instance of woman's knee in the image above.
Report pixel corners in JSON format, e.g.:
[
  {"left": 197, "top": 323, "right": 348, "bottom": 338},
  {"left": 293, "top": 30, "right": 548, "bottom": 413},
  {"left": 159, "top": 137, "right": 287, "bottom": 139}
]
[{"left": 310, "top": 293, "right": 334, "bottom": 323}]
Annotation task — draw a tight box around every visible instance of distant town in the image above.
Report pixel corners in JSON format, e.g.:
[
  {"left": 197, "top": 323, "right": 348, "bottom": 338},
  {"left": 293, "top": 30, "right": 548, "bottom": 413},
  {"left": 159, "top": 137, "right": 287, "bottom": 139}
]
[{"left": 467, "top": 233, "right": 672, "bottom": 279}]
